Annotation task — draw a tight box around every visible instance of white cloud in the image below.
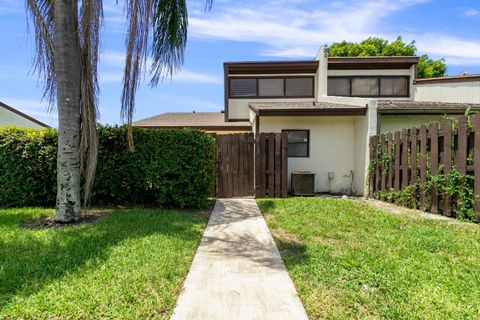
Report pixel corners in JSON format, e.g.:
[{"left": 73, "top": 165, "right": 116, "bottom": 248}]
[
  {"left": 100, "top": 51, "right": 222, "bottom": 84},
  {"left": 188, "top": 0, "right": 480, "bottom": 66},
  {"left": 465, "top": 8, "right": 479, "bottom": 16}
]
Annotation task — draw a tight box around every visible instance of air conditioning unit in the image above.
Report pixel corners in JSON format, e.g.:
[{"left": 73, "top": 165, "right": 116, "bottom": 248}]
[{"left": 291, "top": 171, "right": 315, "bottom": 196}]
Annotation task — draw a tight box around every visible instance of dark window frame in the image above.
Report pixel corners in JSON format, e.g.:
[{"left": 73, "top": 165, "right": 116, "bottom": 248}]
[
  {"left": 229, "top": 76, "right": 315, "bottom": 99},
  {"left": 327, "top": 76, "right": 410, "bottom": 98},
  {"left": 282, "top": 129, "right": 310, "bottom": 158}
]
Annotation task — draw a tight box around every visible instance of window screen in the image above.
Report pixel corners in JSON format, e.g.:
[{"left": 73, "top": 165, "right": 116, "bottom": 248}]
[
  {"left": 283, "top": 130, "right": 309, "bottom": 157},
  {"left": 285, "top": 78, "right": 313, "bottom": 97},
  {"left": 380, "top": 77, "right": 408, "bottom": 96},
  {"left": 258, "top": 78, "right": 284, "bottom": 96},
  {"left": 351, "top": 78, "right": 379, "bottom": 96},
  {"left": 230, "top": 78, "right": 257, "bottom": 97},
  {"left": 328, "top": 78, "right": 350, "bottom": 96}
]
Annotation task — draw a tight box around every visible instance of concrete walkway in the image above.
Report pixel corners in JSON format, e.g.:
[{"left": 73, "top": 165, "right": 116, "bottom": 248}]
[{"left": 170, "top": 198, "right": 308, "bottom": 320}]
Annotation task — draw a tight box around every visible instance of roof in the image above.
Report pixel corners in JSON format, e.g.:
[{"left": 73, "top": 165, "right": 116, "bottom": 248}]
[
  {"left": 328, "top": 56, "right": 419, "bottom": 70},
  {"left": 224, "top": 61, "right": 319, "bottom": 75},
  {"left": 0, "top": 101, "right": 48, "bottom": 128},
  {"left": 414, "top": 74, "right": 480, "bottom": 84},
  {"left": 377, "top": 100, "right": 480, "bottom": 114},
  {"left": 132, "top": 112, "right": 252, "bottom": 131},
  {"left": 249, "top": 101, "right": 367, "bottom": 116}
]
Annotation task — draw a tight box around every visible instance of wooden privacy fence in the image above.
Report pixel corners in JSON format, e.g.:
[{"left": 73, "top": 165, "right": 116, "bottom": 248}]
[
  {"left": 255, "top": 132, "right": 288, "bottom": 198},
  {"left": 369, "top": 114, "right": 480, "bottom": 222},
  {"left": 215, "top": 132, "right": 288, "bottom": 198}
]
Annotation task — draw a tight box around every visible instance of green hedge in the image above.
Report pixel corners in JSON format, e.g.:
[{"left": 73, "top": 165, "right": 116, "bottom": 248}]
[{"left": 0, "top": 126, "right": 216, "bottom": 209}]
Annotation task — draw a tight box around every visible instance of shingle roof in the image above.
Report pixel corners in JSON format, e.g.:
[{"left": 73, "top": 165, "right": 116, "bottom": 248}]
[
  {"left": 132, "top": 112, "right": 251, "bottom": 130},
  {"left": 249, "top": 101, "right": 366, "bottom": 116},
  {"left": 377, "top": 100, "right": 480, "bottom": 113},
  {"left": 0, "top": 101, "right": 49, "bottom": 128}
]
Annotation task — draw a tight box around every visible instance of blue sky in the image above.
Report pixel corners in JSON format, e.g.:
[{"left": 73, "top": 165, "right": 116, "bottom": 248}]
[{"left": 0, "top": 0, "right": 479, "bottom": 126}]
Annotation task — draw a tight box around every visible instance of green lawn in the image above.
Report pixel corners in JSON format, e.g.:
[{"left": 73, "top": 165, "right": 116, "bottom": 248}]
[
  {"left": 0, "top": 208, "right": 207, "bottom": 319},
  {"left": 258, "top": 198, "right": 480, "bottom": 320}
]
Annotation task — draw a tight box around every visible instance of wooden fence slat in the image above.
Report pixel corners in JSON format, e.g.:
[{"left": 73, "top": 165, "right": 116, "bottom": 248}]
[
  {"left": 274, "top": 134, "right": 281, "bottom": 197},
  {"left": 442, "top": 120, "right": 452, "bottom": 217},
  {"left": 268, "top": 133, "right": 275, "bottom": 197},
  {"left": 387, "top": 133, "right": 393, "bottom": 194},
  {"left": 247, "top": 134, "right": 254, "bottom": 196},
  {"left": 401, "top": 129, "right": 409, "bottom": 189},
  {"left": 238, "top": 134, "right": 245, "bottom": 196},
  {"left": 410, "top": 128, "right": 417, "bottom": 185},
  {"left": 221, "top": 135, "right": 229, "bottom": 198},
  {"left": 457, "top": 115, "right": 468, "bottom": 175},
  {"left": 281, "top": 132, "right": 288, "bottom": 198},
  {"left": 380, "top": 134, "right": 386, "bottom": 194},
  {"left": 216, "top": 135, "right": 223, "bottom": 198},
  {"left": 374, "top": 136, "right": 380, "bottom": 195},
  {"left": 232, "top": 135, "right": 239, "bottom": 197},
  {"left": 369, "top": 136, "right": 376, "bottom": 196},
  {"left": 430, "top": 122, "right": 439, "bottom": 213},
  {"left": 419, "top": 125, "right": 427, "bottom": 209},
  {"left": 472, "top": 114, "right": 480, "bottom": 222},
  {"left": 254, "top": 134, "right": 261, "bottom": 197},
  {"left": 260, "top": 133, "right": 267, "bottom": 197},
  {"left": 394, "top": 131, "right": 401, "bottom": 191}
]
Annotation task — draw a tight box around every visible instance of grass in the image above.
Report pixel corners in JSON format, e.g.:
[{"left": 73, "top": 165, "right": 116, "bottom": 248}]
[
  {"left": 258, "top": 197, "right": 480, "bottom": 320},
  {"left": 0, "top": 207, "right": 208, "bottom": 319}
]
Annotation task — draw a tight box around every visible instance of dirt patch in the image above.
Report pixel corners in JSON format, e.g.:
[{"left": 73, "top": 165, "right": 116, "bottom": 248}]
[{"left": 21, "top": 210, "right": 112, "bottom": 229}]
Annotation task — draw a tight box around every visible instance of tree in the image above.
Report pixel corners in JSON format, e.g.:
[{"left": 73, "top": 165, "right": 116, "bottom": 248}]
[
  {"left": 26, "top": 0, "right": 212, "bottom": 222},
  {"left": 329, "top": 36, "right": 447, "bottom": 78}
]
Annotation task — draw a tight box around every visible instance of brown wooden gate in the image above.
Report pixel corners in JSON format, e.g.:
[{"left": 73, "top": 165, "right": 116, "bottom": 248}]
[
  {"left": 215, "top": 132, "right": 288, "bottom": 198},
  {"left": 216, "top": 133, "right": 255, "bottom": 198},
  {"left": 255, "top": 132, "right": 288, "bottom": 198}
]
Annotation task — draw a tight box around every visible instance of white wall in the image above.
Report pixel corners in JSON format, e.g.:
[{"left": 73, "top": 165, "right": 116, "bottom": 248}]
[
  {"left": 0, "top": 107, "right": 44, "bottom": 129},
  {"left": 228, "top": 98, "right": 315, "bottom": 120},
  {"left": 259, "top": 115, "right": 368, "bottom": 195},
  {"left": 413, "top": 81, "right": 480, "bottom": 104}
]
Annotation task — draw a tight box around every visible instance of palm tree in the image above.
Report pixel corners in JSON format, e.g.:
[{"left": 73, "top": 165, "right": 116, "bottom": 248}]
[{"left": 26, "top": 0, "right": 212, "bottom": 222}]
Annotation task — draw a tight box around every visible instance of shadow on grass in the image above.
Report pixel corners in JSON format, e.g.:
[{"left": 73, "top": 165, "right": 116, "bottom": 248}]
[
  {"left": 0, "top": 208, "right": 206, "bottom": 310},
  {"left": 256, "top": 199, "right": 277, "bottom": 214},
  {"left": 273, "top": 236, "right": 309, "bottom": 265}
]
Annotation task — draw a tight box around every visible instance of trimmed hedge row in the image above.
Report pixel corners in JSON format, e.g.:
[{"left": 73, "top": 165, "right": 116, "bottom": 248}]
[{"left": 0, "top": 126, "right": 216, "bottom": 208}]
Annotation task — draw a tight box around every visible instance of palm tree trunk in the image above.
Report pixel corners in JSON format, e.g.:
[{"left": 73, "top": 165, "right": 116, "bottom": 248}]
[{"left": 53, "top": 0, "right": 82, "bottom": 222}]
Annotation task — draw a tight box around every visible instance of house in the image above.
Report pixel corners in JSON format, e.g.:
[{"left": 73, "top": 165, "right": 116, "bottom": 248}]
[
  {"left": 0, "top": 101, "right": 48, "bottom": 129},
  {"left": 133, "top": 47, "right": 480, "bottom": 196}
]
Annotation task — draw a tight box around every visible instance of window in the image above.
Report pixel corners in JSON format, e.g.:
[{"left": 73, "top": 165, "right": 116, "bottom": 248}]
[
  {"left": 328, "top": 78, "right": 350, "bottom": 96},
  {"left": 283, "top": 130, "right": 309, "bottom": 157},
  {"left": 229, "top": 77, "right": 314, "bottom": 98},
  {"left": 230, "top": 78, "right": 257, "bottom": 97},
  {"left": 352, "top": 78, "right": 379, "bottom": 96},
  {"left": 380, "top": 77, "right": 408, "bottom": 96},
  {"left": 258, "top": 78, "right": 284, "bottom": 96},
  {"left": 327, "top": 76, "right": 409, "bottom": 97},
  {"left": 285, "top": 78, "right": 313, "bottom": 97}
]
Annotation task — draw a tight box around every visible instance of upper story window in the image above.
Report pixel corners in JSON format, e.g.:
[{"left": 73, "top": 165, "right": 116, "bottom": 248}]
[
  {"left": 229, "top": 77, "right": 314, "bottom": 98},
  {"left": 327, "top": 76, "right": 409, "bottom": 97}
]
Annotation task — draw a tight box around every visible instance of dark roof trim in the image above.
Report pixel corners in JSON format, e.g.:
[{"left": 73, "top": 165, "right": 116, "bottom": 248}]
[
  {"left": 249, "top": 106, "right": 366, "bottom": 117},
  {"left": 133, "top": 125, "right": 252, "bottom": 131},
  {"left": 224, "top": 61, "right": 319, "bottom": 75},
  {"left": 0, "top": 101, "right": 49, "bottom": 127},
  {"left": 414, "top": 74, "right": 480, "bottom": 84},
  {"left": 328, "top": 56, "right": 419, "bottom": 70}
]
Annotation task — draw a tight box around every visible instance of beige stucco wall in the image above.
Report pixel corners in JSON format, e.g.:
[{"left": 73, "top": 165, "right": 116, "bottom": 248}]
[
  {"left": 259, "top": 115, "right": 368, "bottom": 195},
  {"left": 0, "top": 107, "right": 44, "bottom": 129},
  {"left": 228, "top": 98, "right": 315, "bottom": 120},
  {"left": 413, "top": 81, "right": 480, "bottom": 104},
  {"left": 379, "top": 114, "right": 460, "bottom": 134}
]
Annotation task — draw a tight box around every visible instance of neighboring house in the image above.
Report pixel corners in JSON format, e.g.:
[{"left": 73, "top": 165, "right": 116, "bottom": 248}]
[
  {"left": 0, "top": 101, "right": 48, "bottom": 129},
  {"left": 134, "top": 47, "right": 480, "bottom": 196},
  {"left": 133, "top": 112, "right": 251, "bottom": 134}
]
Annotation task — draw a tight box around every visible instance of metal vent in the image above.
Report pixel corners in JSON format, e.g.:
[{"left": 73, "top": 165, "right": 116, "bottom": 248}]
[{"left": 291, "top": 171, "right": 315, "bottom": 196}]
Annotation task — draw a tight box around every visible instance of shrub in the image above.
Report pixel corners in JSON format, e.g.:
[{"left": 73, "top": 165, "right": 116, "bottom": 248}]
[{"left": 0, "top": 126, "right": 216, "bottom": 209}]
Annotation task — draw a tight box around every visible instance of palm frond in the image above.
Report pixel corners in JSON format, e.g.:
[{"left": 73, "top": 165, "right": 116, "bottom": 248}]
[
  {"left": 79, "top": 0, "right": 103, "bottom": 204},
  {"left": 25, "top": 0, "right": 56, "bottom": 107}
]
